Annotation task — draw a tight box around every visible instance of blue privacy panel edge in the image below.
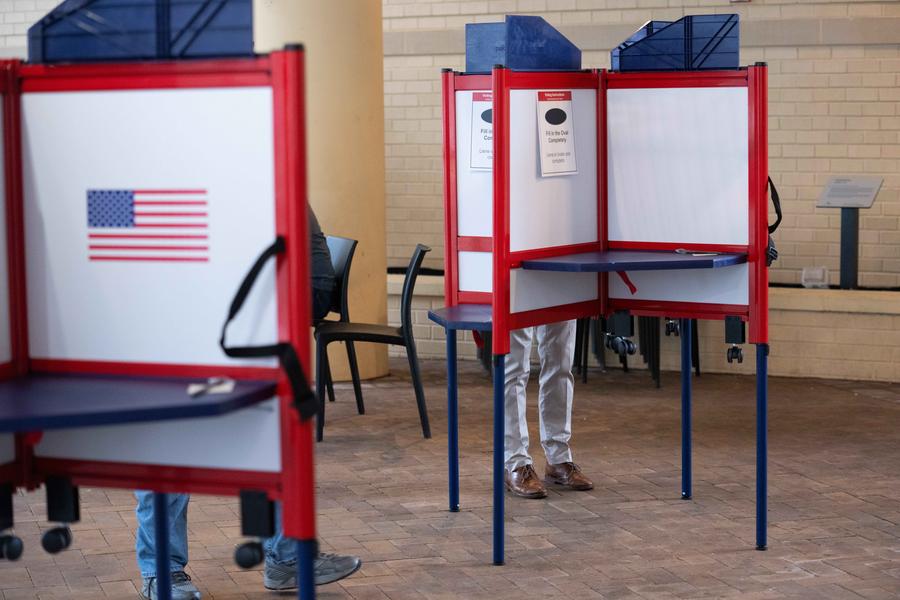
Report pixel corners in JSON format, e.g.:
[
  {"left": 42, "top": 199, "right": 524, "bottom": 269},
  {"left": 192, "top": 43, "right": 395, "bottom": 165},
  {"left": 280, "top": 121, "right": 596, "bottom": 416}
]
[
  {"left": 611, "top": 14, "right": 739, "bottom": 72},
  {"left": 28, "top": 0, "right": 253, "bottom": 64},
  {"left": 466, "top": 15, "right": 581, "bottom": 73}
]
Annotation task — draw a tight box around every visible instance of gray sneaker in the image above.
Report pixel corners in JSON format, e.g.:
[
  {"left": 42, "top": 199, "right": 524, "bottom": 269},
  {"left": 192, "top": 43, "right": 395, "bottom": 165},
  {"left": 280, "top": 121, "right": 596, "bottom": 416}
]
[
  {"left": 139, "top": 571, "right": 201, "bottom": 600},
  {"left": 263, "top": 553, "right": 362, "bottom": 589}
]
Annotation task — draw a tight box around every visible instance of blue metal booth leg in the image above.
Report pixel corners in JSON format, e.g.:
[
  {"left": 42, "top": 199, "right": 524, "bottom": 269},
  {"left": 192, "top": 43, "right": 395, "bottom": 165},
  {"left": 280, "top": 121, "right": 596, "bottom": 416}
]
[
  {"left": 680, "top": 319, "right": 692, "bottom": 500},
  {"left": 492, "top": 354, "right": 505, "bottom": 566},
  {"left": 296, "top": 539, "right": 317, "bottom": 599},
  {"left": 756, "top": 344, "right": 769, "bottom": 551},
  {"left": 447, "top": 331, "right": 460, "bottom": 512},
  {"left": 153, "top": 493, "right": 172, "bottom": 600}
]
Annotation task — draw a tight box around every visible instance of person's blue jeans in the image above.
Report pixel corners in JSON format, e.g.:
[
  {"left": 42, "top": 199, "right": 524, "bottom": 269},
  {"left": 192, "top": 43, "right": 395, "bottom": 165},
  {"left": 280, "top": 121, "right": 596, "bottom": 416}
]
[{"left": 135, "top": 491, "right": 295, "bottom": 578}]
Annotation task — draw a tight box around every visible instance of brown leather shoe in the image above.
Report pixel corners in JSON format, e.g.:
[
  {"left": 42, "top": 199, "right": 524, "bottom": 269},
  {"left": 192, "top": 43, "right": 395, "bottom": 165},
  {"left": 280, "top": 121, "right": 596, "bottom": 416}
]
[
  {"left": 544, "top": 462, "right": 594, "bottom": 491},
  {"left": 505, "top": 464, "right": 548, "bottom": 499}
]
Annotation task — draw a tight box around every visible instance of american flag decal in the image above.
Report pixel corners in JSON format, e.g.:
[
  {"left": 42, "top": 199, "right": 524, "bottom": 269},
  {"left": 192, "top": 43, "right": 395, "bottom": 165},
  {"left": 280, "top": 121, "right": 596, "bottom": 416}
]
[{"left": 87, "top": 189, "right": 209, "bottom": 262}]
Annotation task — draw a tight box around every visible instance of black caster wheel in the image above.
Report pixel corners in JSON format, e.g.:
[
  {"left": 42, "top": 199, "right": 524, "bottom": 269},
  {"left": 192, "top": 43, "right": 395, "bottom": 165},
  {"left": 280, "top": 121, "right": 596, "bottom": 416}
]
[
  {"left": 235, "top": 541, "right": 264, "bottom": 569},
  {"left": 0, "top": 535, "right": 23, "bottom": 560},
  {"left": 41, "top": 526, "right": 72, "bottom": 554},
  {"left": 726, "top": 346, "right": 743, "bottom": 364},
  {"left": 665, "top": 320, "right": 680, "bottom": 336},
  {"left": 606, "top": 336, "right": 637, "bottom": 359}
]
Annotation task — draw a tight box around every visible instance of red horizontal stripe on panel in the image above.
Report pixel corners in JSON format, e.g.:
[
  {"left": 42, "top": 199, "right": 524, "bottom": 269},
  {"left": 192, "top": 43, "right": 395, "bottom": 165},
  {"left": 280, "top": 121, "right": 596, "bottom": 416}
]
[
  {"left": 457, "top": 236, "right": 492, "bottom": 252},
  {"left": 33, "top": 458, "right": 282, "bottom": 498},
  {"left": 89, "top": 256, "right": 208, "bottom": 262},
  {"left": 453, "top": 74, "right": 492, "bottom": 91},
  {"left": 89, "top": 234, "right": 208, "bottom": 240},
  {"left": 508, "top": 241, "right": 604, "bottom": 263},
  {"left": 29, "top": 359, "right": 280, "bottom": 381},
  {"left": 133, "top": 223, "right": 207, "bottom": 228},
  {"left": 509, "top": 300, "right": 604, "bottom": 331},
  {"left": 608, "top": 299, "right": 748, "bottom": 320},
  {"left": 133, "top": 201, "right": 208, "bottom": 206},
  {"left": 133, "top": 189, "right": 207, "bottom": 195},
  {"left": 606, "top": 70, "right": 747, "bottom": 89},
  {"left": 89, "top": 245, "right": 209, "bottom": 251},
  {"left": 134, "top": 212, "right": 208, "bottom": 218},
  {"left": 458, "top": 291, "right": 492, "bottom": 304},
  {"left": 20, "top": 57, "right": 271, "bottom": 80},
  {"left": 506, "top": 70, "right": 600, "bottom": 90},
  {"left": 608, "top": 241, "right": 749, "bottom": 253}
]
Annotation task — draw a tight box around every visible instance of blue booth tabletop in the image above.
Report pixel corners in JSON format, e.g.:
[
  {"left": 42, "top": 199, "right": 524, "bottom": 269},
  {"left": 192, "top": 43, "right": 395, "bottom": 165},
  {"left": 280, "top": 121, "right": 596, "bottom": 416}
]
[
  {"left": 428, "top": 304, "right": 493, "bottom": 331},
  {"left": 520, "top": 250, "right": 747, "bottom": 273},
  {"left": 0, "top": 374, "right": 277, "bottom": 432}
]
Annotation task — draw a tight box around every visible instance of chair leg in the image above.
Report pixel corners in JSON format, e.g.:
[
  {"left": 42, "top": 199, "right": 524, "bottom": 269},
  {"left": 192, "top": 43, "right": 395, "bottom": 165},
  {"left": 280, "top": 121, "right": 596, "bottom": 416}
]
[
  {"left": 346, "top": 341, "right": 365, "bottom": 415},
  {"left": 406, "top": 342, "right": 431, "bottom": 439},
  {"left": 581, "top": 317, "right": 590, "bottom": 384},
  {"left": 325, "top": 357, "right": 336, "bottom": 403},
  {"left": 573, "top": 319, "right": 584, "bottom": 376},
  {"left": 316, "top": 339, "right": 328, "bottom": 442}
]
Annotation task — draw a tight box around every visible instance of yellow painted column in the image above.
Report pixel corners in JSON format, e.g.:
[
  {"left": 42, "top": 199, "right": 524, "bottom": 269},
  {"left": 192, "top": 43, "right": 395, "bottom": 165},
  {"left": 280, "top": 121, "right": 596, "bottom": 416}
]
[{"left": 254, "top": 0, "right": 389, "bottom": 380}]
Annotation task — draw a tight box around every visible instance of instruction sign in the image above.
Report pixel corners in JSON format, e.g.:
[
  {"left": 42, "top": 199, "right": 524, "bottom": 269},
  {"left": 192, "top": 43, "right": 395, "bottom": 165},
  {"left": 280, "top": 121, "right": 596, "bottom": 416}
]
[
  {"left": 537, "top": 90, "right": 577, "bottom": 177},
  {"left": 816, "top": 176, "right": 882, "bottom": 209},
  {"left": 470, "top": 92, "right": 493, "bottom": 170}
]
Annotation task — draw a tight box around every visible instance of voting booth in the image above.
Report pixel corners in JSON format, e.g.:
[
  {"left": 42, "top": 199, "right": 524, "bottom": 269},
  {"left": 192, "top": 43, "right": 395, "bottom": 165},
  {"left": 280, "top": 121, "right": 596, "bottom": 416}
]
[
  {"left": 433, "top": 63, "right": 771, "bottom": 565},
  {"left": 0, "top": 50, "right": 320, "bottom": 598}
]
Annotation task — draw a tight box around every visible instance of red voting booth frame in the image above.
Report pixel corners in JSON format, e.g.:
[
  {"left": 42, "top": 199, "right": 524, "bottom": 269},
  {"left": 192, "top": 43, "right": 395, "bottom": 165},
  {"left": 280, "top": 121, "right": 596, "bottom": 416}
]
[
  {"left": 0, "top": 52, "right": 316, "bottom": 542},
  {"left": 441, "top": 66, "right": 770, "bottom": 353}
]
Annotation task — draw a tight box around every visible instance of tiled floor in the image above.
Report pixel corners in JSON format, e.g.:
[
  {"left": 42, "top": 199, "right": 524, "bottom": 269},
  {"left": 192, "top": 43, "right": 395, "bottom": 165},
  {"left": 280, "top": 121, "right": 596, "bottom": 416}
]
[{"left": 1, "top": 358, "right": 899, "bottom": 599}]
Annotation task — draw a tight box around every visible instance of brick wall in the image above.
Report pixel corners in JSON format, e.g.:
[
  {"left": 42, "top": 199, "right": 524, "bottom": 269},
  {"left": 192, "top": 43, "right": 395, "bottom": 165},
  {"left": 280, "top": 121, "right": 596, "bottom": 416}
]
[
  {"left": 388, "top": 274, "right": 900, "bottom": 382},
  {"left": 382, "top": 1, "right": 900, "bottom": 289},
  {"left": 0, "top": 1, "right": 57, "bottom": 53}
]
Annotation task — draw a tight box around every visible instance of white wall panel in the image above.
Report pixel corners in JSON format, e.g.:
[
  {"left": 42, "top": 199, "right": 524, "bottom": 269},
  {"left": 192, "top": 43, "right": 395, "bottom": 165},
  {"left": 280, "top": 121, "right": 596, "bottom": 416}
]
[
  {"left": 509, "top": 88, "right": 598, "bottom": 252},
  {"left": 23, "top": 88, "right": 278, "bottom": 366},
  {"left": 607, "top": 87, "right": 748, "bottom": 245}
]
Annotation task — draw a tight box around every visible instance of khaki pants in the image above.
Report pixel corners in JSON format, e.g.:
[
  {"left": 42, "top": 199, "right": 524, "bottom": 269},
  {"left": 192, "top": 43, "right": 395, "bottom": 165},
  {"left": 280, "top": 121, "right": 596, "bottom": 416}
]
[{"left": 503, "top": 320, "right": 576, "bottom": 471}]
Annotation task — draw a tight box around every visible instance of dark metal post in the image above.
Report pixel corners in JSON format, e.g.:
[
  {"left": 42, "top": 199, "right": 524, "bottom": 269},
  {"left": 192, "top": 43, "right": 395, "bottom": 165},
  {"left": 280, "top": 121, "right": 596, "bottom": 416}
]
[
  {"left": 447, "top": 331, "right": 460, "bottom": 512},
  {"left": 492, "top": 354, "right": 505, "bottom": 565},
  {"left": 296, "top": 539, "right": 317, "bottom": 599},
  {"left": 756, "top": 344, "right": 769, "bottom": 550},
  {"left": 840, "top": 207, "right": 859, "bottom": 289},
  {"left": 153, "top": 493, "right": 172, "bottom": 600},
  {"left": 680, "top": 319, "right": 692, "bottom": 500}
]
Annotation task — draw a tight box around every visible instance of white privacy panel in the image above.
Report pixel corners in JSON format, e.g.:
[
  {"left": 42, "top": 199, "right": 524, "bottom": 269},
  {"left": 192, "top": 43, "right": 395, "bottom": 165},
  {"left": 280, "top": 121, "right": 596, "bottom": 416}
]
[
  {"left": 607, "top": 87, "right": 749, "bottom": 245},
  {"left": 23, "top": 87, "right": 278, "bottom": 366},
  {"left": 509, "top": 89, "right": 598, "bottom": 252},
  {"left": 510, "top": 269, "right": 597, "bottom": 314},
  {"left": 455, "top": 90, "right": 493, "bottom": 237},
  {"left": 0, "top": 97, "right": 9, "bottom": 366},
  {"left": 36, "top": 397, "right": 281, "bottom": 471},
  {"left": 609, "top": 263, "right": 749, "bottom": 305},
  {"left": 458, "top": 251, "right": 492, "bottom": 293},
  {"left": 0, "top": 434, "right": 13, "bottom": 465}
]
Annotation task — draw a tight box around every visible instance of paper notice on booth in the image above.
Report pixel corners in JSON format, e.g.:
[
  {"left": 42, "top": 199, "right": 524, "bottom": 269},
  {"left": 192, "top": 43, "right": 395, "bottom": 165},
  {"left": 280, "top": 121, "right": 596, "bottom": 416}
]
[
  {"left": 470, "top": 92, "right": 493, "bottom": 170},
  {"left": 537, "top": 91, "right": 576, "bottom": 177}
]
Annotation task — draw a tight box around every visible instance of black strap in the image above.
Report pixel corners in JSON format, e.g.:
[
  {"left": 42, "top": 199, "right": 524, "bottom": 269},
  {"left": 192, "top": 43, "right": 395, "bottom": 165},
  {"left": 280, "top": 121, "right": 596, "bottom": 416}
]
[
  {"left": 767, "top": 176, "right": 782, "bottom": 235},
  {"left": 220, "top": 237, "right": 317, "bottom": 420}
]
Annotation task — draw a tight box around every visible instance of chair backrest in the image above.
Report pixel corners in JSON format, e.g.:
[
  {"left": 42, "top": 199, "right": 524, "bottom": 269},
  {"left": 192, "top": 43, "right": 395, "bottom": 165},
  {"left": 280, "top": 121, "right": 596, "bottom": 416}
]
[
  {"left": 400, "top": 244, "right": 431, "bottom": 342},
  {"left": 325, "top": 235, "right": 358, "bottom": 321}
]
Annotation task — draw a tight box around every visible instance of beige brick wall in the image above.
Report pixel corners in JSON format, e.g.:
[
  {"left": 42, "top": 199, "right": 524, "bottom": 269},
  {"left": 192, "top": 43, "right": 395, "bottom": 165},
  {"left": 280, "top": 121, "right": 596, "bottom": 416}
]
[
  {"left": 388, "top": 274, "right": 900, "bottom": 382},
  {"left": 0, "top": 1, "right": 59, "bottom": 53},
  {"left": 383, "top": 1, "right": 900, "bottom": 290}
]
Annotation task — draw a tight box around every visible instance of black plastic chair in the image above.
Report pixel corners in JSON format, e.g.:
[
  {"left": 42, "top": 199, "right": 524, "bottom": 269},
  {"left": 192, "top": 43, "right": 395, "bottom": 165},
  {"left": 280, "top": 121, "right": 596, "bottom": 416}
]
[
  {"left": 314, "top": 244, "right": 432, "bottom": 442},
  {"left": 315, "top": 236, "right": 365, "bottom": 414}
]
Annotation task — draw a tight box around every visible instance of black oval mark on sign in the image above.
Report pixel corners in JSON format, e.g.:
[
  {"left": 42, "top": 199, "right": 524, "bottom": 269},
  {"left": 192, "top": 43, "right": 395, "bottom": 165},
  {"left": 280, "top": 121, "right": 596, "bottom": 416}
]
[
  {"left": 544, "top": 108, "right": 567, "bottom": 126},
  {"left": 481, "top": 109, "right": 493, "bottom": 124}
]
